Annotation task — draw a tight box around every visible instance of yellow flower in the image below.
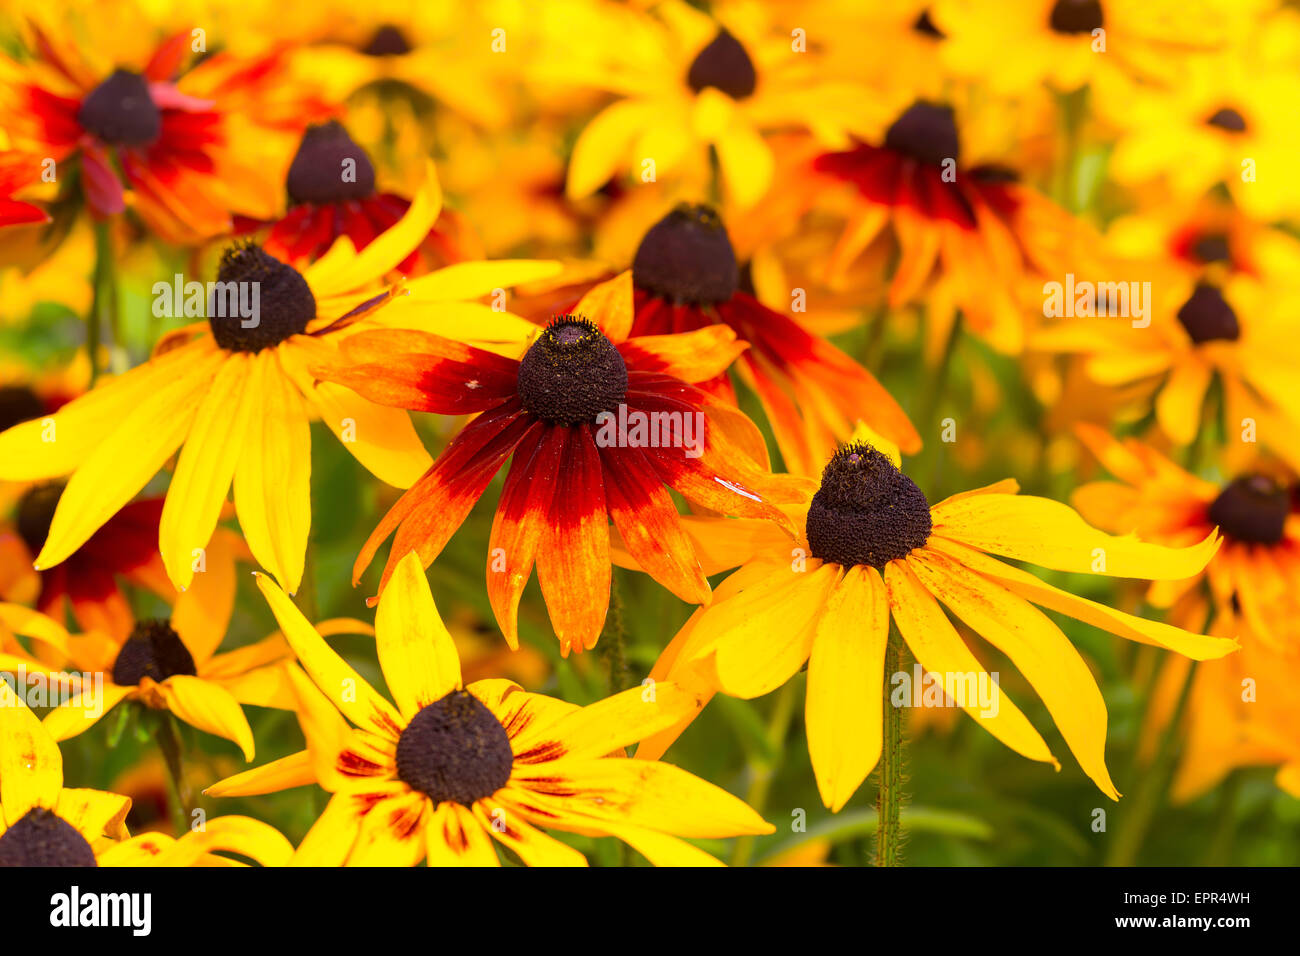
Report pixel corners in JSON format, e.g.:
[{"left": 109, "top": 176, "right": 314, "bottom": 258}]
[
  {"left": 633, "top": 429, "right": 1235, "bottom": 811},
  {"left": 0, "top": 168, "right": 560, "bottom": 594},
  {"left": 207, "top": 551, "right": 773, "bottom": 866},
  {"left": 0, "top": 678, "right": 291, "bottom": 866},
  {"left": 557, "top": 0, "right": 873, "bottom": 207},
  {"left": 0, "top": 678, "right": 129, "bottom": 865}
]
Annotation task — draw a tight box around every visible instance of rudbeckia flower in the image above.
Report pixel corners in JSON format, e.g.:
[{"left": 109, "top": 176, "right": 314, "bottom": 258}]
[
  {"left": 207, "top": 553, "right": 774, "bottom": 866},
  {"left": 313, "top": 272, "right": 810, "bottom": 654},
  {"left": 0, "top": 181, "right": 556, "bottom": 595},
  {"left": 1, "top": 535, "right": 324, "bottom": 760},
  {"left": 1072, "top": 424, "right": 1300, "bottom": 650},
  {"left": 559, "top": 0, "right": 870, "bottom": 207},
  {"left": 635, "top": 433, "right": 1235, "bottom": 811},
  {"left": 573, "top": 202, "right": 920, "bottom": 478},
  {"left": 236, "top": 120, "right": 474, "bottom": 274},
  {"left": 1032, "top": 272, "right": 1300, "bottom": 462},
  {"left": 809, "top": 96, "right": 1098, "bottom": 354},
  {"left": 0, "top": 23, "right": 329, "bottom": 242},
  {"left": 0, "top": 679, "right": 131, "bottom": 865},
  {"left": 934, "top": 0, "right": 1238, "bottom": 95}
]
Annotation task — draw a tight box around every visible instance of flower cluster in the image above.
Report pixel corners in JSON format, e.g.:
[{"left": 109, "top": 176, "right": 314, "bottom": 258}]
[{"left": 0, "top": 0, "right": 1295, "bottom": 869}]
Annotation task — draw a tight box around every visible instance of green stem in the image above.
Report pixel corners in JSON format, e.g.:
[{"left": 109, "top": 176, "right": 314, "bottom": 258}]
[
  {"left": 1204, "top": 771, "right": 1241, "bottom": 866},
  {"left": 1105, "top": 657, "right": 1198, "bottom": 866},
  {"left": 153, "top": 712, "right": 190, "bottom": 836},
  {"left": 89, "top": 219, "right": 120, "bottom": 381},
  {"left": 731, "top": 679, "right": 799, "bottom": 867},
  {"left": 875, "top": 623, "right": 906, "bottom": 867},
  {"left": 600, "top": 573, "right": 629, "bottom": 694}
]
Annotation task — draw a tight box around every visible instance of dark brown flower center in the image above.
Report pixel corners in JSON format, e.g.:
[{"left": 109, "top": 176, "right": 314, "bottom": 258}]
[
  {"left": 361, "top": 25, "right": 413, "bottom": 57},
  {"left": 686, "top": 28, "right": 757, "bottom": 100},
  {"left": 885, "top": 101, "right": 960, "bottom": 167},
  {"left": 0, "top": 808, "right": 97, "bottom": 867},
  {"left": 517, "top": 317, "right": 628, "bottom": 425},
  {"left": 913, "top": 9, "right": 945, "bottom": 38},
  {"left": 805, "top": 443, "right": 932, "bottom": 569},
  {"left": 1190, "top": 233, "right": 1231, "bottom": 264},
  {"left": 16, "top": 482, "right": 63, "bottom": 557},
  {"left": 1207, "top": 475, "right": 1288, "bottom": 545},
  {"left": 1049, "top": 0, "right": 1104, "bottom": 34},
  {"left": 286, "top": 120, "right": 377, "bottom": 205},
  {"left": 395, "top": 691, "right": 514, "bottom": 805},
  {"left": 77, "top": 69, "right": 161, "bottom": 147},
  {"left": 208, "top": 243, "right": 316, "bottom": 352},
  {"left": 0, "top": 386, "right": 45, "bottom": 434},
  {"left": 1206, "top": 108, "right": 1247, "bottom": 133},
  {"left": 111, "top": 618, "right": 197, "bottom": 686},
  {"left": 1176, "top": 283, "right": 1239, "bottom": 344},
  {"left": 632, "top": 203, "right": 739, "bottom": 306}
]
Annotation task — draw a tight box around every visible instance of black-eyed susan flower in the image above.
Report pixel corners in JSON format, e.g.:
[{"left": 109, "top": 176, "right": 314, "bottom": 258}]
[
  {"left": 207, "top": 552, "right": 774, "bottom": 866},
  {"left": 1072, "top": 424, "right": 1300, "bottom": 651},
  {"left": 557, "top": 0, "right": 871, "bottom": 207},
  {"left": 0, "top": 679, "right": 130, "bottom": 865},
  {"left": 597, "top": 202, "right": 920, "bottom": 478},
  {"left": 312, "top": 272, "right": 810, "bottom": 654},
  {"left": 0, "top": 21, "right": 329, "bottom": 242},
  {"left": 236, "top": 120, "right": 475, "bottom": 274},
  {"left": 1033, "top": 272, "right": 1300, "bottom": 462},
  {"left": 636, "top": 432, "right": 1235, "bottom": 810},
  {"left": 0, "top": 183, "right": 558, "bottom": 594}
]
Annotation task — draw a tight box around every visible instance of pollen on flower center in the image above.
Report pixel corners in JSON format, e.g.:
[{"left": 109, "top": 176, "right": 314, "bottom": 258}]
[
  {"left": 884, "top": 101, "right": 960, "bottom": 167},
  {"left": 1208, "top": 475, "right": 1288, "bottom": 545},
  {"left": 686, "top": 28, "right": 757, "bottom": 100},
  {"left": 76, "top": 69, "right": 162, "bottom": 147},
  {"left": 361, "top": 24, "right": 413, "bottom": 57},
  {"left": 1176, "top": 283, "right": 1239, "bottom": 344},
  {"left": 111, "top": 619, "right": 198, "bottom": 686},
  {"left": 516, "top": 316, "right": 628, "bottom": 425},
  {"left": 208, "top": 243, "right": 316, "bottom": 352},
  {"left": 805, "top": 443, "right": 933, "bottom": 569},
  {"left": 1048, "top": 0, "right": 1104, "bottom": 34},
  {"left": 394, "top": 690, "right": 514, "bottom": 805},
  {"left": 16, "top": 482, "right": 63, "bottom": 557},
  {"left": 0, "top": 808, "right": 98, "bottom": 867},
  {"left": 632, "top": 203, "right": 739, "bottom": 306},
  {"left": 0, "top": 386, "right": 45, "bottom": 433},
  {"left": 286, "top": 120, "right": 377, "bottom": 205}
]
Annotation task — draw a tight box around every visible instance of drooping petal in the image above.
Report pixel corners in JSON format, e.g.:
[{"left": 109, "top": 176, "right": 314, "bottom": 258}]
[
  {"left": 204, "top": 750, "right": 314, "bottom": 798},
  {"left": 157, "top": 675, "right": 256, "bottom": 761},
  {"left": 53, "top": 788, "right": 132, "bottom": 843},
  {"left": 806, "top": 566, "right": 890, "bottom": 812},
  {"left": 882, "top": 559, "right": 1058, "bottom": 768},
  {"left": 931, "top": 493, "right": 1220, "bottom": 580},
  {"left": 40, "top": 684, "right": 133, "bottom": 744},
  {"left": 909, "top": 548, "right": 1120, "bottom": 799}
]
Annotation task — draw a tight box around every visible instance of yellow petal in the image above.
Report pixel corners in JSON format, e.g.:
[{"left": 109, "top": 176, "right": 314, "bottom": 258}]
[
  {"left": 41, "top": 684, "right": 132, "bottom": 743},
  {"left": 254, "top": 571, "right": 405, "bottom": 739},
  {"left": 425, "top": 803, "right": 499, "bottom": 867},
  {"left": 402, "top": 259, "right": 564, "bottom": 303},
  {"left": 168, "top": 815, "right": 295, "bottom": 868},
  {"left": 279, "top": 339, "right": 431, "bottom": 489},
  {"left": 882, "top": 559, "right": 1057, "bottom": 767},
  {"left": 35, "top": 348, "right": 225, "bottom": 570},
  {"left": 806, "top": 566, "right": 890, "bottom": 812},
  {"left": 575, "top": 270, "right": 634, "bottom": 343},
  {"left": 205, "top": 750, "right": 314, "bottom": 798},
  {"left": 475, "top": 804, "right": 587, "bottom": 866},
  {"left": 930, "top": 493, "right": 1221, "bottom": 580},
  {"left": 159, "top": 352, "right": 259, "bottom": 590},
  {"left": 909, "top": 549, "right": 1119, "bottom": 799},
  {"left": 375, "top": 550, "right": 461, "bottom": 718},
  {"left": 566, "top": 99, "right": 654, "bottom": 199},
  {"left": 0, "top": 681, "right": 62, "bottom": 818},
  {"left": 1155, "top": 358, "right": 1212, "bottom": 447},
  {"left": 172, "top": 527, "right": 241, "bottom": 667},
  {"left": 232, "top": 349, "right": 311, "bottom": 593},
  {"left": 715, "top": 119, "right": 774, "bottom": 208},
  {"left": 157, "top": 675, "right": 255, "bottom": 761},
  {"left": 345, "top": 791, "right": 429, "bottom": 867},
  {"left": 307, "top": 161, "right": 442, "bottom": 297},
  {"left": 54, "top": 788, "right": 132, "bottom": 842},
  {"left": 711, "top": 562, "right": 843, "bottom": 698},
  {"left": 924, "top": 536, "right": 1239, "bottom": 660}
]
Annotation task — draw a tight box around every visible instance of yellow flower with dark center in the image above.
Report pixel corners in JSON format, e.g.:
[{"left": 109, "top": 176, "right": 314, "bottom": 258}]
[
  {"left": 207, "top": 551, "right": 774, "bottom": 866},
  {"left": 632, "top": 431, "right": 1235, "bottom": 811},
  {"left": 558, "top": 0, "right": 874, "bottom": 207},
  {"left": 0, "top": 681, "right": 290, "bottom": 866},
  {"left": 0, "top": 172, "right": 560, "bottom": 594}
]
